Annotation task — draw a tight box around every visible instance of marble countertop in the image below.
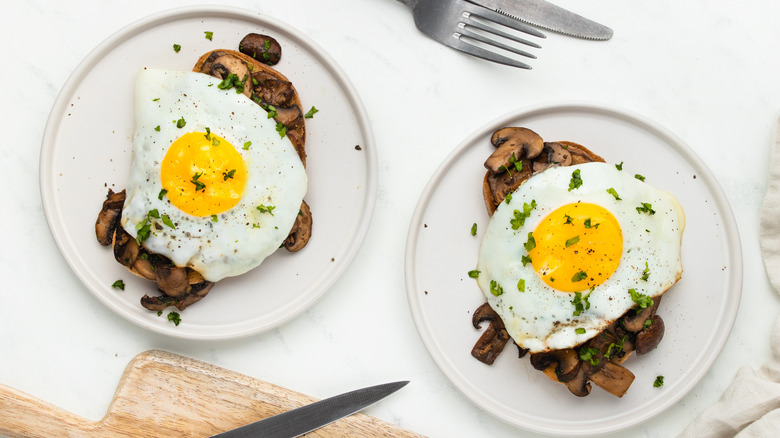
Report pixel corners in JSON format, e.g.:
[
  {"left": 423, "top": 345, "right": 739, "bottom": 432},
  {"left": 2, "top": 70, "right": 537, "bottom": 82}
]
[{"left": 2, "top": 0, "right": 779, "bottom": 436}]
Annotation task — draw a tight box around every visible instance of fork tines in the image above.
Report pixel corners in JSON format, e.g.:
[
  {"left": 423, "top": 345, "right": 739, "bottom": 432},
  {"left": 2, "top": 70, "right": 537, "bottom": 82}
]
[{"left": 454, "top": 3, "right": 545, "bottom": 69}]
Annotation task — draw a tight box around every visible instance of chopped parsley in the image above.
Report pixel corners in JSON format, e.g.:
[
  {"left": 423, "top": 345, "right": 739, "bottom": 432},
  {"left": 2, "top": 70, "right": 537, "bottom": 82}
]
[
  {"left": 521, "top": 254, "right": 532, "bottom": 267},
  {"left": 489, "top": 280, "right": 504, "bottom": 296},
  {"left": 636, "top": 202, "right": 656, "bottom": 215},
  {"left": 304, "top": 106, "right": 319, "bottom": 118},
  {"left": 568, "top": 169, "right": 583, "bottom": 191},
  {"left": 191, "top": 172, "right": 206, "bottom": 191},
  {"left": 211, "top": 214, "right": 218, "bottom": 222},
  {"left": 643, "top": 318, "right": 654, "bottom": 329},
  {"left": 217, "top": 73, "right": 245, "bottom": 94},
  {"left": 571, "top": 287, "right": 593, "bottom": 316},
  {"left": 256, "top": 204, "right": 275, "bottom": 215},
  {"left": 510, "top": 200, "right": 537, "bottom": 230},
  {"left": 275, "top": 122, "right": 288, "bottom": 138},
  {"left": 263, "top": 103, "right": 278, "bottom": 118},
  {"left": 243, "top": 141, "right": 252, "bottom": 150},
  {"left": 173, "top": 43, "right": 181, "bottom": 53},
  {"left": 641, "top": 262, "right": 651, "bottom": 281},
  {"left": 615, "top": 161, "right": 624, "bottom": 171},
  {"left": 153, "top": 98, "right": 160, "bottom": 102},
  {"left": 175, "top": 117, "right": 186, "bottom": 128},
  {"left": 654, "top": 376, "right": 664, "bottom": 387},
  {"left": 517, "top": 278, "right": 525, "bottom": 292},
  {"left": 575, "top": 327, "right": 586, "bottom": 334},
  {"left": 564, "top": 214, "right": 573, "bottom": 225},
  {"left": 223, "top": 169, "right": 236, "bottom": 180},
  {"left": 629, "top": 288, "right": 654, "bottom": 309},
  {"left": 524, "top": 232, "right": 536, "bottom": 252},
  {"left": 467, "top": 270, "right": 480, "bottom": 279},
  {"left": 471, "top": 223, "right": 477, "bottom": 236},
  {"left": 161, "top": 214, "right": 175, "bottom": 229},
  {"left": 579, "top": 347, "right": 600, "bottom": 366},
  {"left": 607, "top": 187, "right": 621, "bottom": 200},
  {"left": 571, "top": 270, "right": 588, "bottom": 282},
  {"left": 204, "top": 31, "right": 213, "bottom": 40},
  {"left": 111, "top": 279, "right": 125, "bottom": 290},
  {"left": 635, "top": 174, "right": 646, "bottom": 182},
  {"left": 508, "top": 153, "right": 523, "bottom": 172},
  {"left": 154, "top": 125, "right": 160, "bottom": 132},
  {"left": 584, "top": 218, "right": 599, "bottom": 229},
  {"left": 605, "top": 336, "right": 627, "bottom": 358},
  {"left": 504, "top": 192, "right": 512, "bottom": 204},
  {"left": 565, "top": 235, "right": 580, "bottom": 247},
  {"left": 158, "top": 189, "right": 168, "bottom": 200},
  {"left": 167, "top": 311, "right": 182, "bottom": 326},
  {"left": 204, "top": 127, "right": 212, "bottom": 140},
  {"left": 211, "top": 137, "right": 220, "bottom": 146}
]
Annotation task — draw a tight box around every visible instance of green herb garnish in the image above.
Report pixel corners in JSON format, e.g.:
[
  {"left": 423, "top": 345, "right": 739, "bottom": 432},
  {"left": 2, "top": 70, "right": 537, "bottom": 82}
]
[
  {"left": 571, "top": 271, "right": 587, "bottom": 282},
  {"left": 654, "top": 376, "right": 664, "bottom": 387},
  {"left": 158, "top": 188, "right": 167, "bottom": 200},
  {"left": 467, "top": 270, "right": 480, "bottom": 279},
  {"left": 524, "top": 232, "right": 536, "bottom": 252},
  {"left": 607, "top": 187, "right": 621, "bottom": 200},
  {"left": 111, "top": 279, "right": 125, "bottom": 290},
  {"left": 575, "top": 328, "right": 586, "bottom": 334},
  {"left": 470, "top": 223, "right": 477, "bottom": 236},
  {"left": 173, "top": 44, "right": 181, "bottom": 53},
  {"left": 191, "top": 172, "right": 206, "bottom": 191},
  {"left": 568, "top": 169, "right": 583, "bottom": 191},
  {"left": 565, "top": 236, "right": 580, "bottom": 247},
  {"left": 204, "top": 31, "right": 213, "bottom": 40},
  {"left": 256, "top": 204, "right": 276, "bottom": 215},
  {"left": 579, "top": 347, "right": 600, "bottom": 366},
  {"left": 223, "top": 169, "right": 236, "bottom": 180},
  {"left": 489, "top": 280, "right": 504, "bottom": 296},
  {"left": 175, "top": 117, "right": 186, "bottom": 128},
  {"left": 304, "top": 106, "right": 319, "bottom": 118},
  {"left": 517, "top": 278, "right": 525, "bottom": 293},
  {"left": 635, "top": 174, "right": 646, "bottom": 182},
  {"left": 167, "top": 311, "right": 182, "bottom": 326},
  {"left": 636, "top": 202, "right": 656, "bottom": 215},
  {"left": 629, "top": 288, "right": 654, "bottom": 309}
]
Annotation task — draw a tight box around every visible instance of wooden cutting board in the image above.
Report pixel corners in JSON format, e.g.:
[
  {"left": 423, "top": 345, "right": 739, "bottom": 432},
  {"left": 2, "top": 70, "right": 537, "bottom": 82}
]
[{"left": 0, "top": 350, "right": 425, "bottom": 437}]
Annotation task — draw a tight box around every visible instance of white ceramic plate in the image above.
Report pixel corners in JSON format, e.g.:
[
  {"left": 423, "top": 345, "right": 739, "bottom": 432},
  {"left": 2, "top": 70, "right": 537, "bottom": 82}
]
[
  {"left": 405, "top": 102, "right": 742, "bottom": 436},
  {"left": 40, "top": 6, "right": 376, "bottom": 340}
]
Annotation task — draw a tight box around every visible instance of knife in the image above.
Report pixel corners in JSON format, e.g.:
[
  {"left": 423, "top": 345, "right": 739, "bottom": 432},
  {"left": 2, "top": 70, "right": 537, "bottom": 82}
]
[
  {"left": 210, "top": 381, "right": 409, "bottom": 438},
  {"left": 468, "top": 0, "right": 614, "bottom": 40}
]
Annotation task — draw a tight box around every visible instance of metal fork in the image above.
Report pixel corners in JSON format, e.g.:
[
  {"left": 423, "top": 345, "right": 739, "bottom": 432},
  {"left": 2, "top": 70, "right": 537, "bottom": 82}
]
[{"left": 395, "top": 0, "right": 546, "bottom": 69}]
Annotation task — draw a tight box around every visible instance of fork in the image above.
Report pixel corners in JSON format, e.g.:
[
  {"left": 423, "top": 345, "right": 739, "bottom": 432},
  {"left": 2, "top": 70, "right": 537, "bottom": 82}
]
[{"left": 395, "top": 0, "right": 546, "bottom": 69}]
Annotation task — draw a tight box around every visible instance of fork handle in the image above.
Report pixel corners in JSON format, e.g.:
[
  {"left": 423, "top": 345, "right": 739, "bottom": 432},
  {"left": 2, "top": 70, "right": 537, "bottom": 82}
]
[{"left": 395, "top": 0, "right": 418, "bottom": 8}]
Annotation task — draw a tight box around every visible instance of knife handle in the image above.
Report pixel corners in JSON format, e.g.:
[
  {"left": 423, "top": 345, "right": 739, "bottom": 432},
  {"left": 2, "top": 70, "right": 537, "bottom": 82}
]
[{"left": 0, "top": 383, "right": 96, "bottom": 437}]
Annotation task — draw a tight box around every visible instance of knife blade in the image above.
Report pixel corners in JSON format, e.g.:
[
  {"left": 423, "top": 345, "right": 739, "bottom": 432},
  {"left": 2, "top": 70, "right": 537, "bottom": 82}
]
[
  {"left": 210, "top": 381, "right": 409, "bottom": 438},
  {"left": 468, "top": 0, "right": 613, "bottom": 40}
]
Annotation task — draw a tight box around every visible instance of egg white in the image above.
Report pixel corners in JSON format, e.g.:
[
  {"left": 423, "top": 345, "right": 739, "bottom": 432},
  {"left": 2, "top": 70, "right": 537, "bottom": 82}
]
[
  {"left": 120, "top": 69, "right": 307, "bottom": 282},
  {"left": 476, "top": 162, "right": 685, "bottom": 353}
]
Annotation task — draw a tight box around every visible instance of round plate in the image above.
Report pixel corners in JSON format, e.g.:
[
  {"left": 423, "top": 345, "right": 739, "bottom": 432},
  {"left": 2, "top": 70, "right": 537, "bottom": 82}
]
[
  {"left": 405, "top": 102, "right": 742, "bottom": 436},
  {"left": 40, "top": 6, "right": 376, "bottom": 340}
]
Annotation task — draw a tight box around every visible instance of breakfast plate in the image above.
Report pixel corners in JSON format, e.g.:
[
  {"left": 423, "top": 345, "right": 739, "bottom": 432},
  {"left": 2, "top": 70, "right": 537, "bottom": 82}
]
[
  {"left": 405, "top": 102, "right": 742, "bottom": 435},
  {"left": 40, "top": 6, "right": 376, "bottom": 339}
]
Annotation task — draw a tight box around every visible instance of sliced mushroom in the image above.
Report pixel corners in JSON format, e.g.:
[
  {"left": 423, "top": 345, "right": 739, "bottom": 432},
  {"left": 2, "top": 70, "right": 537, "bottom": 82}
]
[
  {"left": 564, "top": 366, "right": 592, "bottom": 397},
  {"left": 95, "top": 189, "right": 126, "bottom": 246},
  {"left": 482, "top": 160, "right": 533, "bottom": 215},
  {"left": 139, "top": 269, "right": 214, "bottom": 311},
  {"left": 621, "top": 295, "right": 662, "bottom": 332},
  {"left": 113, "top": 226, "right": 140, "bottom": 267},
  {"left": 588, "top": 362, "right": 635, "bottom": 398},
  {"left": 530, "top": 348, "right": 581, "bottom": 383},
  {"left": 635, "top": 315, "right": 665, "bottom": 355},
  {"left": 557, "top": 141, "right": 605, "bottom": 165},
  {"left": 131, "top": 255, "right": 156, "bottom": 281},
  {"left": 154, "top": 264, "right": 191, "bottom": 298},
  {"left": 284, "top": 200, "right": 312, "bottom": 252},
  {"left": 239, "top": 33, "right": 282, "bottom": 66},
  {"left": 255, "top": 78, "right": 296, "bottom": 108},
  {"left": 471, "top": 303, "right": 511, "bottom": 365},
  {"left": 209, "top": 54, "right": 252, "bottom": 98},
  {"left": 175, "top": 279, "right": 215, "bottom": 311},
  {"left": 485, "top": 128, "right": 544, "bottom": 174},
  {"left": 532, "top": 142, "right": 574, "bottom": 173}
]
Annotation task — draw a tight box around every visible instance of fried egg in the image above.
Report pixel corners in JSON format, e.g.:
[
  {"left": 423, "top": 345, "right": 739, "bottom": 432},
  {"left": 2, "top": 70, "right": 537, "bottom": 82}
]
[
  {"left": 120, "top": 69, "right": 307, "bottom": 282},
  {"left": 475, "top": 162, "right": 684, "bottom": 353}
]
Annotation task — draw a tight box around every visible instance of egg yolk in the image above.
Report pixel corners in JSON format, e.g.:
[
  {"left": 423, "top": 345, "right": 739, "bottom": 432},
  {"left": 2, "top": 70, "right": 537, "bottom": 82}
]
[
  {"left": 160, "top": 131, "right": 247, "bottom": 217},
  {"left": 529, "top": 203, "right": 623, "bottom": 292}
]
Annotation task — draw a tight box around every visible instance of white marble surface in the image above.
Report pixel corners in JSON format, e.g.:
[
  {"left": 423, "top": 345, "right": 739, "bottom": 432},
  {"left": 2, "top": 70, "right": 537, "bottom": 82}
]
[{"left": 2, "top": 0, "right": 779, "bottom": 436}]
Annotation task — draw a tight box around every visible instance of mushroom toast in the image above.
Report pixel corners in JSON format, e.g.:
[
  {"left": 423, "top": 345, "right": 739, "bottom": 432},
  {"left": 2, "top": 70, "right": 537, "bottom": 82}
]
[
  {"left": 470, "top": 127, "right": 685, "bottom": 397},
  {"left": 95, "top": 34, "right": 314, "bottom": 313}
]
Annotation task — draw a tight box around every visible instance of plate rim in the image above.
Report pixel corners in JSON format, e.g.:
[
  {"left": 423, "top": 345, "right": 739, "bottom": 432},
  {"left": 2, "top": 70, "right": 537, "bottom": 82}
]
[
  {"left": 404, "top": 100, "right": 743, "bottom": 435},
  {"left": 39, "top": 5, "right": 377, "bottom": 340}
]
